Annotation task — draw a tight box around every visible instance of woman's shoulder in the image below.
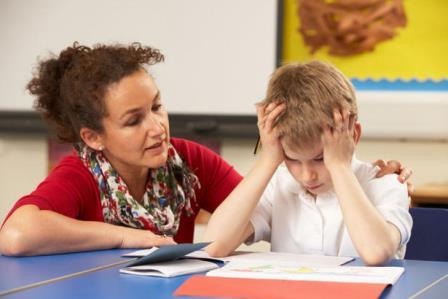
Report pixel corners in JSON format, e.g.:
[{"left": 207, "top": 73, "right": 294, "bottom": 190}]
[
  {"left": 170, "top": 137, "right": 220, "bottom": 163},
  {"left": 170, "top": 137, "right": 206, "bottom": 152},
  {"left": 48, "top": 152, "right": 95, "bottom": 183},
  {"left": 170, "top": 136, "right": 242, "bottom": 182}
]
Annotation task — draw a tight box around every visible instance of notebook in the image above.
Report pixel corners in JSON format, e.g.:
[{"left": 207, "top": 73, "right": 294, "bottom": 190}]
[
  {"left": 120, "top": 242, "right": 219, "bottom": 277},
  {"left": 174, "top": 276, "right": 389, "bottom": 299},
  {"left": 121, "top": 245, "right": 355, "bottom": 278},
  {"left": 120, "top": 258, "right": 218, "bottom": 277},
  {"left": 124, "top": 248, "right": 354, "bottom": 267}
]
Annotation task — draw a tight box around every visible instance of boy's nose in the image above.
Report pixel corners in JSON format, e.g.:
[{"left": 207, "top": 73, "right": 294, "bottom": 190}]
[{"left": 301, "top": 166, "right": 317, "bottom": 183}]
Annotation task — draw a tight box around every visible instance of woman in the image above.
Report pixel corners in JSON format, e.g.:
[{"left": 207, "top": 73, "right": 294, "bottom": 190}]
[{"left": 0, "top": 42, "right": 411, "bottom": 256}]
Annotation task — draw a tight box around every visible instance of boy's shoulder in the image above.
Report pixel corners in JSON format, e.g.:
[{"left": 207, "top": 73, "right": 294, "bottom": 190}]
[
  {"left": 351, "top": 157, "right": 378, "bottom": 183},
  {"left": 352, "top": 157, "right": 402, "bottom": 185},
  {"left": 353, "top": 158, "right": 407, "bottom": 202}
]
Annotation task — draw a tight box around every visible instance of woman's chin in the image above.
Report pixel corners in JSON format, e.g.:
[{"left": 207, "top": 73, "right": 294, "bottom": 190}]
[{"left": 146, "top": 153, "right": 168, "bottom": 169}]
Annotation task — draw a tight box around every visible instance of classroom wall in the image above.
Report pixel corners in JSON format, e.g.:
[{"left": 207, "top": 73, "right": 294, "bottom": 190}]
[
  {"left": 0, "top": 0, "right": 276, "bottom": 115},
  {"left": 1, "top": 135, "right": 448, "bottom": 224}
]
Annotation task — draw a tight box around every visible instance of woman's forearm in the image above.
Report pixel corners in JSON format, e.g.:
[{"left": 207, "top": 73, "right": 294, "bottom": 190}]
[
  {"left": 0, "top": 205, "right": 174, "bottom": 256},
  {"left": 0, "top": 205, "right": 124, "bottom": 256}
]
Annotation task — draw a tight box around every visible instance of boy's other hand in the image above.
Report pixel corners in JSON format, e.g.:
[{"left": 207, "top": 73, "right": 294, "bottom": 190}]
[
  {"left": 373, "top": 159, "right": 414, "bottom": 196},
  {"left": 256, "top": 101, "right": 286, "bottom": 165},
  {"left": 322, "top": 109, "right": 355, "bottom": 170}
]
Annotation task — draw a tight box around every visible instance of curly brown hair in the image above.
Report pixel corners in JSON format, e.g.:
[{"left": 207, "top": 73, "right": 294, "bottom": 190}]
[{"left": 27, "top": 42, "right": 164, "bottom": 142}]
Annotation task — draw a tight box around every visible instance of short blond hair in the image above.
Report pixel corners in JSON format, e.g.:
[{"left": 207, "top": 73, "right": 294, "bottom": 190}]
[{"left": 261, "top": 61, "right": 357, "bottom": 149}]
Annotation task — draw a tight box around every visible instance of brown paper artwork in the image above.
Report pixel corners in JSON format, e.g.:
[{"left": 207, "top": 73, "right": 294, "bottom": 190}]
[{"left": 297, "top": 0, "right": 407, "bottom": 56}]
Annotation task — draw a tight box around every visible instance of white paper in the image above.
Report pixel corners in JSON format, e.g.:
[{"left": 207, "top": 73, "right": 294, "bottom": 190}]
[
  {"left": 185, "top": 251, "right": 353, "bottom": 267},
  {"left": 207, "top": 261, "right": 404, "bottom": 285}
]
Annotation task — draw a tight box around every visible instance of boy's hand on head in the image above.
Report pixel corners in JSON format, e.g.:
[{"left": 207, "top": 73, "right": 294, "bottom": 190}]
[
  {"left": 256, "top": 101, "right": 286, "bottom": 165},
  {"left": 321, "top": 109, "right": 355, "bottom": 171},
  {"left": 373, "top": 159, "right": 414, "bottom": 196}
]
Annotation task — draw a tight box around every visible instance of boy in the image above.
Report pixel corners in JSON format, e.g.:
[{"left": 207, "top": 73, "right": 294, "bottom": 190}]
[{"left": 204, "top": 61, "right": 412, "bottom": 266}]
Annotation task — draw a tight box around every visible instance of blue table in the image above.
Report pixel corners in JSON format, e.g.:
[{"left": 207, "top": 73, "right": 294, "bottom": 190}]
[
  {"left": 349, "top": 259, "right": 448, "bottom": 298},
  {"left": 0, "top": 249, "right": 134, "bottom": 296},
  {"left": 1, "top": 251, "right": 447, "bottom": 298}
]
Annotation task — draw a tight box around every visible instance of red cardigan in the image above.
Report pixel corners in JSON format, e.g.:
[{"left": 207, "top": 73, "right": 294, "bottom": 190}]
[{"left": 5, "top": 137, "right": 242, "bottom": 243}]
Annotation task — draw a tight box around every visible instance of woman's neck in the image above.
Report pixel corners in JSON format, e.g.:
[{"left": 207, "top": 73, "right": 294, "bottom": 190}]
[
  {"left": 115, "top": 166, "right": 149, "bottom": 202},
  {"left": 126, "top": 177, "right": 147, "bottom": 202}
]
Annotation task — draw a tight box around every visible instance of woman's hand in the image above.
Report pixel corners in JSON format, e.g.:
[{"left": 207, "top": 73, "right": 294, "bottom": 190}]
[
  {"left": 119, "top": 227, "right": 176, "bottom": 249},
  {"left": 373, "top": 159, "right": 414, "bottom": 195},
  {"left": 256, "top": 101, "right": 286, "bottom": 166}
]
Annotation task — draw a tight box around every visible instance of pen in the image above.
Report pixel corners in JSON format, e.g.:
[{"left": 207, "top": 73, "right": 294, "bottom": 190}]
[{"left": 253, "top": 136, "right": 260, "bottom": 155}]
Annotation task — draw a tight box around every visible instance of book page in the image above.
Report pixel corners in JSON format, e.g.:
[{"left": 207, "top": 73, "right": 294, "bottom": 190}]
[
  {"left": 207, "top": 261, "right": 404, "bottom": 285},
  {"left": 186, "top": 251, "right": 353, "bottom": 267}
]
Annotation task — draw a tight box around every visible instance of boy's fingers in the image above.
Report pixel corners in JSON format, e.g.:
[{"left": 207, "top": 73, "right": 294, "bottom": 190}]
[
  {"left": 271, "top": 103, "right": 286, "bottom": 118},
  {"left": 333, "top": 109, "right": 343, "bottom": 131},
  {"left": 256, "top": 104, "right": 264, "bottom": 118},
  {"left": 321, "top": 124, "right": 333, "bottom": 143},
  {"left": 342, "top": 110, "right": 350, "bottom": 131},
  {"left": 265, "top": 103, "right": 286, "bottom": 128},
  {"left": 265, "top": 102, "right": 277, "bottom": 114},
  {"left": 348, "top": 114, "right": 356, "bottom": 131}
]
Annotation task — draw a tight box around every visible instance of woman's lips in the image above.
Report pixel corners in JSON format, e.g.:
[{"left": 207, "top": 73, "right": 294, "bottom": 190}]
[
  {"left": 145, "top": 141, "right": 165, "bottom": 154},
  {"left": 147, "top": 141, "right": 163, "bottom": 150}
]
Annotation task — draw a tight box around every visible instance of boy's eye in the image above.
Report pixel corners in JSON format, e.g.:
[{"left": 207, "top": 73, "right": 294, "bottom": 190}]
[
  {"left": 284, "top": 155, "right": 298, "bottom": 162},
  {"left": 313, "top": 157, "right": 324, "bottom": 162}
]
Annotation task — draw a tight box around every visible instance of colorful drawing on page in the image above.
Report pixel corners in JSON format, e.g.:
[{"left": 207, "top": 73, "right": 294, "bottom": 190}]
[{"left": 207, "top": 262, "right": 405, "bottom": 284}]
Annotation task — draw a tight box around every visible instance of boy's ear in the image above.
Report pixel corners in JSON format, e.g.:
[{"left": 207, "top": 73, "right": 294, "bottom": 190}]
[
  {"left": 79, "top": 127, "right": 104, "bottom": 151},
  {"left": 353, "top": 122, "right": 362, "bottom": 145}
]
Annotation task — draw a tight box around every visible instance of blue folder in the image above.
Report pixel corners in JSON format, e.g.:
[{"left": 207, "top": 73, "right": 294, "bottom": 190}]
[{"left": 125, "top": 242, "right": 210, "bottom": 267}]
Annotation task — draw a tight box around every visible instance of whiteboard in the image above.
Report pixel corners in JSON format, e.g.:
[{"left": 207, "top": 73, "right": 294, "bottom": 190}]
[{"left": 0, "top": 0, "right": 277, "bottom": 115}]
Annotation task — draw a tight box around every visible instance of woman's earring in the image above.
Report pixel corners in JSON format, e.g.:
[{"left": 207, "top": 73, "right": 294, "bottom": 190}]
[{"left": 98, "top": 145, "right": 105, "bottom": 151}]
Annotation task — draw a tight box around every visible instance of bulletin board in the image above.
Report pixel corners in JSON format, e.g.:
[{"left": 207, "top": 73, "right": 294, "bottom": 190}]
[{"left": 280, "top": 0, "right": 448, "bottom": 139}]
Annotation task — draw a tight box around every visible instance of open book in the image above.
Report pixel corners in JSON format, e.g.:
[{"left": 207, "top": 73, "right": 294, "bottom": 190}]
[
  {"left": 121, "top": 245, "right": 354, "bottom": 278},
  {"left": 120, "top": 242, "right": 219, "bottom": 277},
  {"left": 206, "top": 260, "right": 405, "bottom": 285},
  {"left": 124, "top": 248, "right": 354, "bottom": 267}
]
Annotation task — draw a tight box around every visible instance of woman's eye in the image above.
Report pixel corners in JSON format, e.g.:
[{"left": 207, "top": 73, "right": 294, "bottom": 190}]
[
  {"left": 314, "top": 157, "right": 324, "bottom": 162},
  {"left": 126, "top": 117, "right": 141, "bottom": 126},
  {"left": 152, "top": 104, "right": 162, "bottom": 112}
]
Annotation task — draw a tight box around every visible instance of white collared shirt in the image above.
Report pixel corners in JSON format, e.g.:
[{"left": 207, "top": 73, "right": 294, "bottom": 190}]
[{"left": 249, "top": 157, "right": 412, "bottom": 259}]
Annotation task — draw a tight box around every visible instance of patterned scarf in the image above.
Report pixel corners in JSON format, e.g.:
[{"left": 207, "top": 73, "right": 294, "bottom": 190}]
[{"left": 74, "top": 142, "right": 200, "bottom": 236}]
